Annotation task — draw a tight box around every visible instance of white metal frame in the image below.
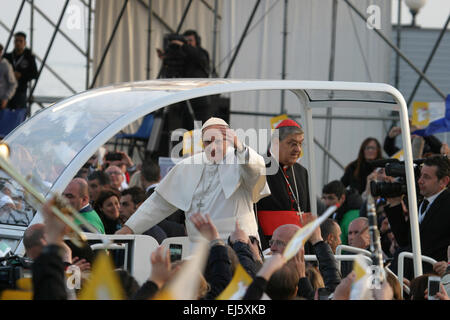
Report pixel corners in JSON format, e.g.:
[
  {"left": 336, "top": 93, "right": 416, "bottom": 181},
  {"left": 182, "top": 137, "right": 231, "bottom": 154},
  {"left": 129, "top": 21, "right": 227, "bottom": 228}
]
[
  {"left": 335, "top": 244, "right": 371, "bottom": 272},
  {"left": 397, "top": 251, "right": 437, "bottom": 299},
  {"left": 80, "top": 234, "right": 160, "bottom": 285},
  {"left": 1, "top": 79, "right": 422, "bottom": 277}
]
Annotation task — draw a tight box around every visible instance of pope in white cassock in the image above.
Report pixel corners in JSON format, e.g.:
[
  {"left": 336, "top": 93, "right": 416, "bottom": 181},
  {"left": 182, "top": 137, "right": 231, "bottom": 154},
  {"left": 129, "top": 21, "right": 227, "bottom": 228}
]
[{"left": 116, "top": 117, "right": 270, "bottom": 241}]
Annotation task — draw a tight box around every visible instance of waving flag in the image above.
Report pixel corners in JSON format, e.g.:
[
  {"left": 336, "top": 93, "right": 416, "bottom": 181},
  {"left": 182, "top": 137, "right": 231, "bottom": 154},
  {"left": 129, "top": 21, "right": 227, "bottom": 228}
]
[
  {"left": 349, "top": 255, "right": 372, "bottom": 300},
  {"left": 282, "top": 205, "right": 339, "bottom": 261},
  {"left": 216, "top": 264, "right": 253, "bottom": 300},
  {"left": 412, "top": 95, "right": 450, "bottom": 137},
  {"left": 78, "top": 252, "right": 125, "bottom": 300}
]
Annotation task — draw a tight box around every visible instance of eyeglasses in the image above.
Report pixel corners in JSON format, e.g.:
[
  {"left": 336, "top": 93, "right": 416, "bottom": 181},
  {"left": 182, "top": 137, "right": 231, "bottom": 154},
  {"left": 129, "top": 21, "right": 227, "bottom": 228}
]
[
  {"left": 322, "top": 195, "right": 338, "bottom": 201},
  {"left": 268, "top": 239, "right": 287, "bottom": 248},
  {"left": 365, "top": 146, "right": 377, "bottom": 151}
]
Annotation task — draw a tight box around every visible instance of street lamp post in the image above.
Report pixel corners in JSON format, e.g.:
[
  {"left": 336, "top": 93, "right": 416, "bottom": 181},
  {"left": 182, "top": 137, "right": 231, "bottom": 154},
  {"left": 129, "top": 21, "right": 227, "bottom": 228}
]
[{"left": 405, "top": 0, "right": 427, "bottom": 27}]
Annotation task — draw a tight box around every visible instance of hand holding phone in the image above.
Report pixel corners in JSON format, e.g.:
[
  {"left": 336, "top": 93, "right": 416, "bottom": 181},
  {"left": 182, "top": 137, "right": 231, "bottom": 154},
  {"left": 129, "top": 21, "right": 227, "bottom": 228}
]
[
  {"left": 318, "top": 287, "right": 332, "bottom": 300},
  {"left": 428, "top": 276, "right": 441, "bottom": 300}
]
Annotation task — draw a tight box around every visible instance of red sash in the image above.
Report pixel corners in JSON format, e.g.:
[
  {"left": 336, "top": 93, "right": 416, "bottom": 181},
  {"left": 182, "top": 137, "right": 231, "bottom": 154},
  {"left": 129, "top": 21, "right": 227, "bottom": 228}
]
[{"left": 257, "top": 210, "right": 308, "bottom": 236}]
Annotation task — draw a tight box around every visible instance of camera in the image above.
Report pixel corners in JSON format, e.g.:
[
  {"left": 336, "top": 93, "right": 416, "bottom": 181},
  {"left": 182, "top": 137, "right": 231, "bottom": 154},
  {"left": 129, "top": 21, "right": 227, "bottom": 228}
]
[
  {"left": 0, "top": 253, "right": 33, "bottom": 291},
  {"left": 368, "top": 158, "right": 424, "bottom": 198},
  {"left": 160, "top": 33, "right": 190, "bottom": 79},
  {"left": 105, "top": 152, "right": 123, "bottom": 162},
  {"left": 163, "top": 33, "right": 187, "bottom": 52}
]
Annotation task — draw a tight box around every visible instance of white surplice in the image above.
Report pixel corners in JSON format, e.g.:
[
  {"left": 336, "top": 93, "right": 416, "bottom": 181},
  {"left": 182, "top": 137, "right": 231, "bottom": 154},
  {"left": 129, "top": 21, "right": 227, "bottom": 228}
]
[{"left": 125, "top": 145, "right": 270, "bottom": 241}]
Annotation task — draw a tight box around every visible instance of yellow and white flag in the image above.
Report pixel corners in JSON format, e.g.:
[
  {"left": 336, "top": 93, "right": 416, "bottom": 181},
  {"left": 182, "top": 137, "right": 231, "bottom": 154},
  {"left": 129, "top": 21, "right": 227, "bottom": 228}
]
[
  {"left": 411, "top": 101, "right": 447, "bottom": 128},
  {"left": 270, "top": 114, "right": 288, "bottom": 130},
  {"left": 349, "top": 254, "right": 372, "bottom": 300},
  {"left": 182, "top": 129, "right": 204, "bottom": 156},
  {"left": 282, "top": 205, "right": 339, "bottom": 261},
  {"left": 216, "top": 264, "right": 253, "bottom": 300},
  {"left": 78, "top": 252, "right": 125, "bottom": 300},
  {"left": 154, "top": 239, "right": 209, "bottom": 300},
  {"left": 0, "top": 277, "right": 34, "bottom": 300}
]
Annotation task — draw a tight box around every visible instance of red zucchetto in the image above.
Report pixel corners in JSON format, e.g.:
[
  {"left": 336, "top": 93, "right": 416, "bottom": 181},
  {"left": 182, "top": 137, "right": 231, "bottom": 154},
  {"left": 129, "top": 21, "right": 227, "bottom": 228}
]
[{"left": 275, "top": 119, "right": 301, "bottom": 129}]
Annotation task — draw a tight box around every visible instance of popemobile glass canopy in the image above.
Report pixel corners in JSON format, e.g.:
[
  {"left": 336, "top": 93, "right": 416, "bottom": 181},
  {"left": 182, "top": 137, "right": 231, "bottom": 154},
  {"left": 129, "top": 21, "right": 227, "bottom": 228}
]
[
  {"left": 1, "top": 78, "right": 424, "bottom": 277},
  {"left": 3, "top": 79, "right": 398, "bottom": 198}
]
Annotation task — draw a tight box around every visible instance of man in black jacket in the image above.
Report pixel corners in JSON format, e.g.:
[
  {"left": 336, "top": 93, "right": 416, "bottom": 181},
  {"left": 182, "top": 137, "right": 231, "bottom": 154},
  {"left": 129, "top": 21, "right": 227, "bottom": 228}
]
[
  {"left": 156, "top": 30, "right": 212, "bottom": 156},
  {"left": 4, "top": 32, "right": 38, "bottom": 110},
  {"left": 385, "top": 155, "right": 450, "bottom": 279}
]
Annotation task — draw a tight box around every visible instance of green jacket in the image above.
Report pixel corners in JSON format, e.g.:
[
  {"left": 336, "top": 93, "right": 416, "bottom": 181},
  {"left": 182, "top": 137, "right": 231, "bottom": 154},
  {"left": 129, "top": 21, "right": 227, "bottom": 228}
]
[
  {"left": 339, "top": 209, "right": 359, "bottom": 245},
  {"left": 75, "top": 205, "right": 105, "bottom": 234}
]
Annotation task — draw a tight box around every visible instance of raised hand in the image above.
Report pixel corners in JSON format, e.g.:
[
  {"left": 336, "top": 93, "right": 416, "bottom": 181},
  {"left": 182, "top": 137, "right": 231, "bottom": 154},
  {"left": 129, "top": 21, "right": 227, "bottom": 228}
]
[{"left": 190, "top": 212, "right": 220, "bottom": 241}]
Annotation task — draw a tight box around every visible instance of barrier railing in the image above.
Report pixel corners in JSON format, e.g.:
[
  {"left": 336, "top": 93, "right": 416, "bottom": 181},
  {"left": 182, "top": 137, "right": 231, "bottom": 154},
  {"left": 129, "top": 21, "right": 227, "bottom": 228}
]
[
  {"left": 397, "top": 251, "right": 437, "bottom": 299},
  {"left": 304, "top": 254, "right": 373, "bottom": 266},
  {"left": 335, "top": 245, "right": 371, "bottom": 272}
]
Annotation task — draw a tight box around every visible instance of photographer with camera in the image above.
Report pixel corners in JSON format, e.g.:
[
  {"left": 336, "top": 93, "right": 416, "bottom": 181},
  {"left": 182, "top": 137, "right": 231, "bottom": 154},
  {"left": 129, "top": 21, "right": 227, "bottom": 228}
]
[
  {"left": 158, "top": 30, "right": 210, "bottom": 79},
  {"left": 383, "top": 155, "right": 450, "bottom": 279},
  {"left": 155, "top": 30, "right": 213, "bottom": 157}
]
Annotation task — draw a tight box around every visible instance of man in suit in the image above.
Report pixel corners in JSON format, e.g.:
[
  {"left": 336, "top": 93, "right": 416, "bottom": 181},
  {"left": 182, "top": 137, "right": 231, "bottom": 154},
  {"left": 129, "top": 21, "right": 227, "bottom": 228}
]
[{"left": 384, "top": 155, "right": 450, "bottom": 278}]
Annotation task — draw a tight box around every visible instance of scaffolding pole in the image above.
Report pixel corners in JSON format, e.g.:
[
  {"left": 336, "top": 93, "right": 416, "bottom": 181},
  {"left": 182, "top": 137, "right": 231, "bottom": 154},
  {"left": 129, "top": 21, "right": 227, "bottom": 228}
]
[
  {"left": 3, "top": 0, "right": 26, "bottom": 56},
  {"left": 34, "top": 55, "right": 76, "bottom": 94},
  {"left": 28, "top": 0, "right": 70, "bottom": 106},
  {"left": 29, "top": 0, "right": 34, "bottom": 53},
  {"left": 224, "top": 0, "right": 262, "bottom": 78},
  {"left": 211, "top": 0, "right": 219, "bottom": 77},
  {"left": 146, "top": 0, "right": 153, "bottom": 80},
  {"left": 137, "top": 0, "right": 174, "bottom": 33},
  {"left": 280, "top": 0, "right": 289, "bottom": 114},
  {"left": 407, "top": 13, "right": 450, "bottom": 106},
  {"left": 343, "top": 0, "right": 446, "bottom": 102},
  {"left": 323, "top": 0, "right": 338, "bottom": 186},
  {"left": 86, "top": 0, "right": 92, "bottom": 90},
  {"left": 394, "top": 0, "right": 402, "bottom": 89},
  {"left": 0, "top": 19, "right": 76, "bottom": 95},
  {"left": 24, "top": 0, "right": 90, "bottom": 60},
  {"left": 90, "top": 0, "right": 129, "bottom": 89},
  {"left": 175, "top": 0, "right": 193, "bottom": 34}
]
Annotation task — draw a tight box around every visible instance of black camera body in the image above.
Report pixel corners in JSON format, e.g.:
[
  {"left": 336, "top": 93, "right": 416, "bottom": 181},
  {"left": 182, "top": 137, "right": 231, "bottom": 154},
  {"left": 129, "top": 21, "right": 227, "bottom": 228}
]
[
  {"left": 160, "top": 33, "right": 189, "bottom": 79},
  {"left": 0, "top": 254, "right": 33, "bottom": 291},
  {"left": 105, "top": 152, "right": 123, "bottom": 162},
  {"left": 369, "top": 159, "right": 424, "bottom": 198},
  {"left": 163, "top": 33, "right": 187, "bottom": 52}
]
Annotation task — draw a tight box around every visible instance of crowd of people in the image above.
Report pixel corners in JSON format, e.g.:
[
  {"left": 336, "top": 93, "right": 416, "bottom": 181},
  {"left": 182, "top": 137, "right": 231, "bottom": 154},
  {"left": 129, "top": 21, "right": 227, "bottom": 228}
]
[
  {"left": 9, "top": 115, "right": 448, "bottom": 301},
  {"left": 1, "top": 29, "right": 449, "bottom": 302}
]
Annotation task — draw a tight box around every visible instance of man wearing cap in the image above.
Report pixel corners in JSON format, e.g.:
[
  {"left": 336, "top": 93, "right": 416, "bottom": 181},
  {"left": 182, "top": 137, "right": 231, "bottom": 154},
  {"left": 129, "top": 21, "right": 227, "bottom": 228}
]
[
  {"left": 116, "top": 117, "right": 270, "bottom": 242},
  {"left": 256, "top": 119, "right": 311, "bottom": 249}
]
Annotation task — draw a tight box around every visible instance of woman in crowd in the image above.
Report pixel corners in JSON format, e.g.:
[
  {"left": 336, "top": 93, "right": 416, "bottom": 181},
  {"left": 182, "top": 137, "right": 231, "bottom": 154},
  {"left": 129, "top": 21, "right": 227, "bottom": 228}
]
[
  {"left": 94, "top": 188, "right": 122, "bottom": 234},
  {"left": 341, "top": 137, "right": 383, "bottom": 194}
]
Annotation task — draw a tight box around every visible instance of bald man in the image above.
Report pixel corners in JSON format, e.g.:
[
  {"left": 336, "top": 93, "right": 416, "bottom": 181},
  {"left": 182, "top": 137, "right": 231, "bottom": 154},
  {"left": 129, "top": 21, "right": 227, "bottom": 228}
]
[
  {"left": 23, "top": 223, "right": 46, "bottom": 260},
  {"left": 269, "top": 223, "right": 341, "bottom": 297},
  {"left": 269, "top": 224, "right": 301, "bottom": 254},
  {"left": 62, "top": 178, "right": 105, "bottom": 234},
  {"left": 347, "top": 217, "right": 370, "bottom": 250},
  {"left": 340, "top": 217, "right": 370, "bottom": 278}
]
